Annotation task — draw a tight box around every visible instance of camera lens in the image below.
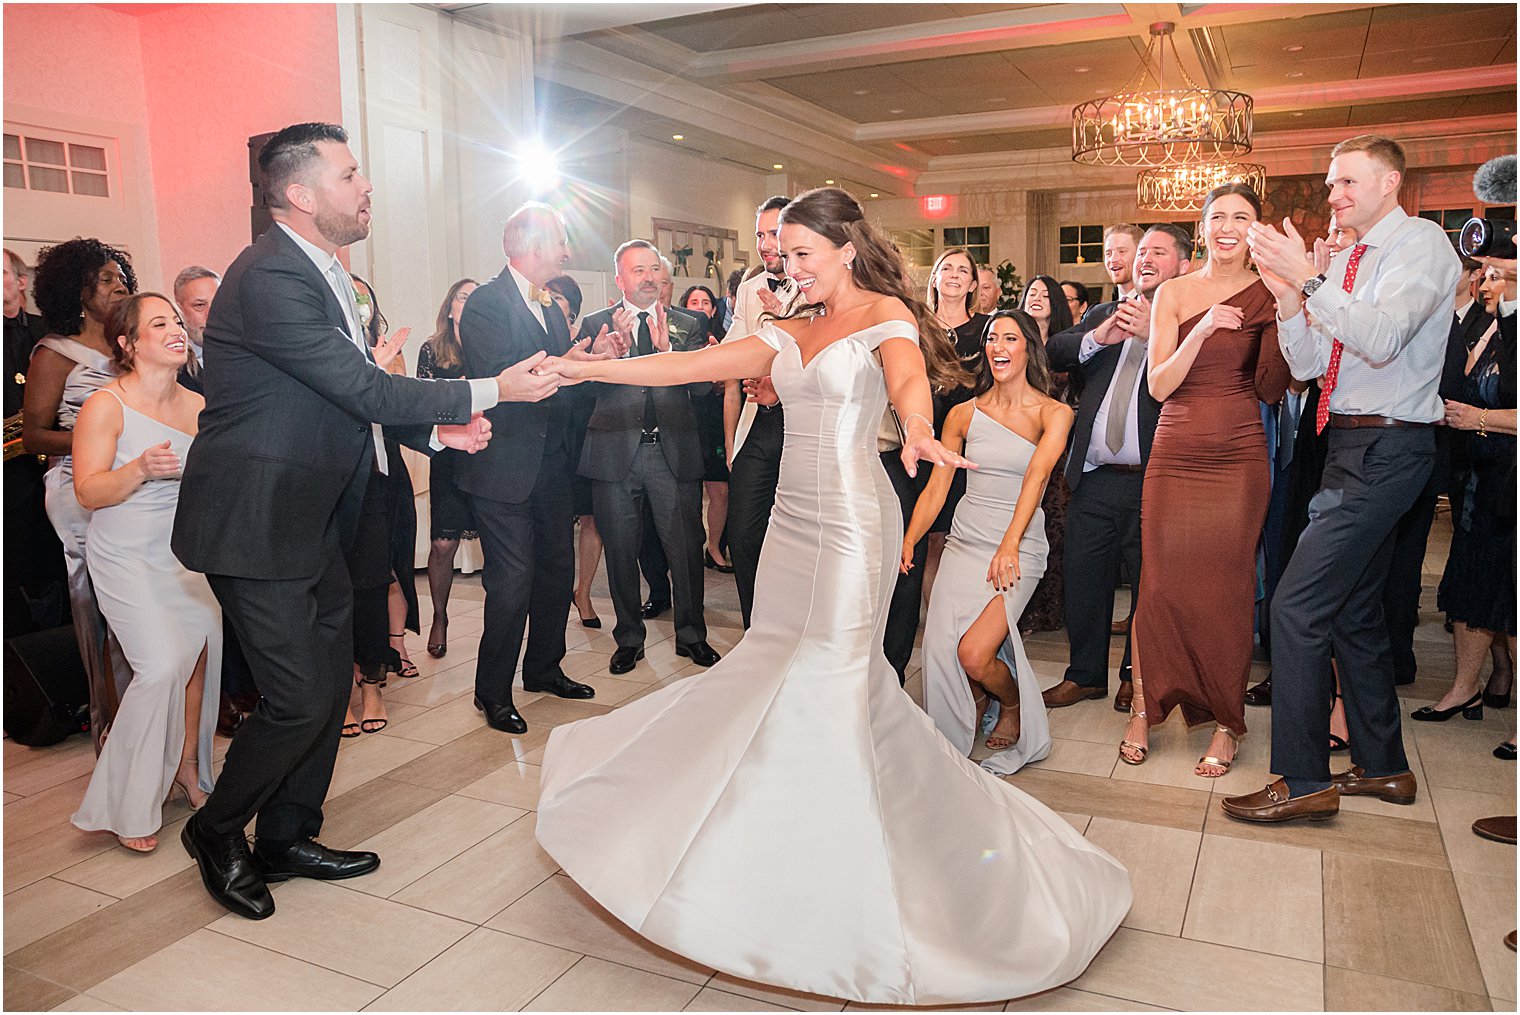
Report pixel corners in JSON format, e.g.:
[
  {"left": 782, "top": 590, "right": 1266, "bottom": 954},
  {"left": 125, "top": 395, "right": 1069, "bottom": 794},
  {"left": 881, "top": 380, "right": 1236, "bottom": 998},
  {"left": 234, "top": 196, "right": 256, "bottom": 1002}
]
[{"left": 1459, "top": 217, "right": 1518, "bottom": 259}]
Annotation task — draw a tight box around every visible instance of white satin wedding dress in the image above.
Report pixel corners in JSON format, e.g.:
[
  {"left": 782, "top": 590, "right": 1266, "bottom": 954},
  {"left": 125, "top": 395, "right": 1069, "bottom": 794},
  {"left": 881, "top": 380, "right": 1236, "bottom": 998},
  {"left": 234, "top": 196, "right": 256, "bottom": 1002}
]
[{"left": 537, "top": 320, "right": 1131, "bottom": 1006}]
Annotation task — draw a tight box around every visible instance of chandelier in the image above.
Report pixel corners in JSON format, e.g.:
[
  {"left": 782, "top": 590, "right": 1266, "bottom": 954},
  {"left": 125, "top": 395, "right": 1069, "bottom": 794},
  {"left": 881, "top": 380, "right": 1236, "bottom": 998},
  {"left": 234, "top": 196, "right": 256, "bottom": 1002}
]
[
  {"left": 1072, "top": 22, "right": 1253, "bottom": 168},
  {"left": 1136, "top": 162, "right": 1268, "bottom": 213}
]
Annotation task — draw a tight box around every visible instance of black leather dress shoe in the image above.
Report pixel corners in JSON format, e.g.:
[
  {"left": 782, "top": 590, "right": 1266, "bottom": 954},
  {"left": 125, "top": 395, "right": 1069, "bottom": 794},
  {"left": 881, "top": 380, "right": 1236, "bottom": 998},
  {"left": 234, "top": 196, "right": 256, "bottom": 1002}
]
[
  {"left": 181, "top": 815, "right": 275, "bottom": 920},
  {"left": 676, "top": 641, "right": 721, "bottom": 667},
  {"left": 253, "top": 838, "right": 380, "bottom": 883},
  {"left": 522, "top": 673, "right": 596, "bottom": 699},
  {"left": 610, "top": 646, "right": 645, "bottom": 675},
  {"left": 641, "top": 599, "right": 670, "bottom": 619},
  {"left": 474, "top": 695, "right": 528, "bottom": 734},
  {"left": 1244, "top": 676, "right": 1272, "bottom": 707}
]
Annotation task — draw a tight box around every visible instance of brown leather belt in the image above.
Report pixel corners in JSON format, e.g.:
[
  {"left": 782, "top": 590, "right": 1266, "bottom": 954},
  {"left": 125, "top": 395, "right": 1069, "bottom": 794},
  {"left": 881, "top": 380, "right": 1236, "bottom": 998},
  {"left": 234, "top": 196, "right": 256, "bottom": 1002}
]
[
  {"left": 1327, "top": 414, "right": 1436, "bottom": 429},
  {"left": 1103, "top": 464, "right": 1145, "bottom": 474}
]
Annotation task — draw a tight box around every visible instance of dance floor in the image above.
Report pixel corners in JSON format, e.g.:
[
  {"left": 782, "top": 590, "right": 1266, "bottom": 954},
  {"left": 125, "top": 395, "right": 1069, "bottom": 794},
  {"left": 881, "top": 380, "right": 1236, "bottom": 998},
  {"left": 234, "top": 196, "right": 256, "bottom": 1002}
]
[{"left": 4, "top": 518, "right": 1515, "bottom": 1011}]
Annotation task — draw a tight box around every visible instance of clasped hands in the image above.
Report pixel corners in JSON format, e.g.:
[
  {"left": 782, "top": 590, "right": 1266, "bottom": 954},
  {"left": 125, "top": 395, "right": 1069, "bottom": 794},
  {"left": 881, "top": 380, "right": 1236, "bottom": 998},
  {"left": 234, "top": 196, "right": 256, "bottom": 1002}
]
[{"left": 1245, "top": 218, "right": 1319, "bottom": 313}]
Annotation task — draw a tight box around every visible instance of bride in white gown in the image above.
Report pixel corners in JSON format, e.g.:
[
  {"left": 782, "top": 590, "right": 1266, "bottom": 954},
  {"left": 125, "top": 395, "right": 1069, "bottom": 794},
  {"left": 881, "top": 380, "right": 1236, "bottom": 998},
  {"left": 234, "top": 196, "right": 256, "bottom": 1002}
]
[{"left": 536, "top": 188, "right": 1130, "bottom": 1006}]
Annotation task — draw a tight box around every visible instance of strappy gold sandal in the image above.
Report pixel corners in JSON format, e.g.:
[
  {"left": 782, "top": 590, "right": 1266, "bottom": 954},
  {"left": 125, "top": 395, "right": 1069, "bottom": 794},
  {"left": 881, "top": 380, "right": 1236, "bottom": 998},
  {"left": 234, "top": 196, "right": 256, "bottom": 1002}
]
[
  {"left": 1119, "top": 708, "right": 1148, "bottom": 766},
  {"left": 1195, "top": 726, "right": 1241, "bottom": 778}
]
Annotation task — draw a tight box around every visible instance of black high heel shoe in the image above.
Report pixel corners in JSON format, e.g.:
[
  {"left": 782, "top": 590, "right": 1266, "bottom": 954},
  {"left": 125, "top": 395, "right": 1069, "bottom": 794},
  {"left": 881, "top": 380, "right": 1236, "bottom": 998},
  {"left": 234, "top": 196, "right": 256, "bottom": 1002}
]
[
  {"left": 1411, "top": 691, "right": 1484, "bottom": 722},
  {"left": 1495, "top": 740, "right": 1517, "bottom": 761},
  {"left": 574, "top": 600, "right": 602, "bottom": 629},
  {"left": 704, "top": 549, "right": 735, "bottom": 574},
  {"left": 1484, "top": 669, "right": 1513, "bottom": 710}
]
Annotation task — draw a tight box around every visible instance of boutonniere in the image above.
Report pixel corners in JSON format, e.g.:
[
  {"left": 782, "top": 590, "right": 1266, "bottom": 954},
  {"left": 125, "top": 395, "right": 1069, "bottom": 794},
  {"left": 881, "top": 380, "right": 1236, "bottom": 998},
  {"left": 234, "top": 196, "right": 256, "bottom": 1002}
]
[{"left": 353, "top": 287, "right": 374, "bottom": 328}]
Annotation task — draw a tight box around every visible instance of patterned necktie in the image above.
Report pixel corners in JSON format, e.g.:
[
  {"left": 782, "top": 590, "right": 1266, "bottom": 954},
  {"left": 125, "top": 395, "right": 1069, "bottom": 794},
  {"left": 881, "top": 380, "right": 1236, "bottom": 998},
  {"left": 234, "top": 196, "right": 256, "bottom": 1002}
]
[
  {"left": 1315, "top": 243, "right": 1369, "bottom": 434},
  {"left": 325, "top": 261, "right": 387, "bottom": 474}
]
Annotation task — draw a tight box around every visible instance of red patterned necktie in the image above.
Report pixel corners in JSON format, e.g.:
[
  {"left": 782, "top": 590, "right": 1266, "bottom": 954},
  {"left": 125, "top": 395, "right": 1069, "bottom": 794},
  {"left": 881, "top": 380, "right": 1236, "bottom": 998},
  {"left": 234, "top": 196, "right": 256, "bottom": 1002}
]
[{"left": 1315, "top": 243, "right": 1370, "bottom": 435}]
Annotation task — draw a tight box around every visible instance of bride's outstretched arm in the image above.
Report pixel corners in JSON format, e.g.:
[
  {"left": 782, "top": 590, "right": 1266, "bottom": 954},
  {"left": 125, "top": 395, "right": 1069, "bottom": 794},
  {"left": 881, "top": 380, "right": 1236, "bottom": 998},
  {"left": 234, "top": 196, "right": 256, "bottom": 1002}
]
[
  {"left": 879, "top": 336, "right": 977, "bottom": 479},
  {"left": 542, "top": 333, "right": 777, "bottom": 387}
]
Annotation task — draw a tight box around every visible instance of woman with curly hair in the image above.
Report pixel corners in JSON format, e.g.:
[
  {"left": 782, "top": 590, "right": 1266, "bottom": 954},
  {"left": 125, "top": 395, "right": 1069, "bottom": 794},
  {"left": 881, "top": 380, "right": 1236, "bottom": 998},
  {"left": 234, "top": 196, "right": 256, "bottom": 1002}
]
[{"left": 23, "top": 237, "right": 136, "bottom": 746}]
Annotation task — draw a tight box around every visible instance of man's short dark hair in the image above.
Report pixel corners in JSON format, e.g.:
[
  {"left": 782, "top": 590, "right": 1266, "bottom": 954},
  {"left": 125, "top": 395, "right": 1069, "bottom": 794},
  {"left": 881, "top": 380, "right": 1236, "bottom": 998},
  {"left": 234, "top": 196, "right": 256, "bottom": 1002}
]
[
  {"left": 726, "top": 267, "right": 744, "bottom": 298},
  {"left": 1142, "top": 223, "right": 1194, "bottom": 262},
  {"left": 757, "top": 195, "right": 789, "bottom": 216},
  {"left": 259, "top": 123, "right": 348, "bottom": 210},
  {"left": 613, "top": 238, "right": 658, "bottom": 274}
]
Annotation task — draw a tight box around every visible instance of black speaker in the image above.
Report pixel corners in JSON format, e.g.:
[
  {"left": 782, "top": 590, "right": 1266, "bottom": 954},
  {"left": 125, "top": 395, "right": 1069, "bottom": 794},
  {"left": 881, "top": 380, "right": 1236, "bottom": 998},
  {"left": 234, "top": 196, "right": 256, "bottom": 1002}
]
[
  {"left": 4, "top": 624, "right": 89, "bottom": 746},
  {"left": 249, "top": 131, "right": 276, "bottom": 242}
]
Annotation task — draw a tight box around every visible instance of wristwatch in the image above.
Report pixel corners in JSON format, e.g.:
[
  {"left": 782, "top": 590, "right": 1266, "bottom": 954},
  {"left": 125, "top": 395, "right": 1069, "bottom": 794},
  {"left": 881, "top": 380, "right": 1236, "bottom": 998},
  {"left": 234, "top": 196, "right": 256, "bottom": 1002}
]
[{"left": 1300, "top": 274, "right": 1327, "bottom": 299}]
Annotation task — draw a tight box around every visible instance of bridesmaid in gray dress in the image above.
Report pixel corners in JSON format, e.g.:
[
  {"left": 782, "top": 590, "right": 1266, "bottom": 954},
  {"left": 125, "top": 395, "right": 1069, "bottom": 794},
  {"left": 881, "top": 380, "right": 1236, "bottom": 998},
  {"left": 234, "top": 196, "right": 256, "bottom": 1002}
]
[
  {"left": 906, "top": 310, "right": 1073, "bottom": 775},
  {"left": 70, "top": 294, "right": 220, "bottom": 852}
]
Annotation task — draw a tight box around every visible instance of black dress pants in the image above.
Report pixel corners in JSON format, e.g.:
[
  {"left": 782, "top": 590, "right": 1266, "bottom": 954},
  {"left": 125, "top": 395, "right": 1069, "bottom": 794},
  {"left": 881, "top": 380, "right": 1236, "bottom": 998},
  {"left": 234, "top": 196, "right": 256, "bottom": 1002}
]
[
  {"left": 726, "top": 408, "right": 785, "bottom": 629},
  {"left": 1270, "top": 427, "right": 1433, "bottom": 793},
  {"left": 1381, "top": 487, "right": 1439, "bottom": 685},
  {"left": 880, "top": 450, "right": 926, "bottom": 684},
  {"left": 1061, "top": 467, "right": 1143, "bottom": 689},
  {"left": 471, "top": 446, "right": 574, "bottom": 705}
]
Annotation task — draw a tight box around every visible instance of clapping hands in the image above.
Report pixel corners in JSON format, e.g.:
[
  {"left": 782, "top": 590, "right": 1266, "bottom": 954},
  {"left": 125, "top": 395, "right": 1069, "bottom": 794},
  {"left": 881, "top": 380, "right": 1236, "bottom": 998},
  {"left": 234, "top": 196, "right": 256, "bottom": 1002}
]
[{"left": 371, "top": 326, "right": 410, "bottom": 371}]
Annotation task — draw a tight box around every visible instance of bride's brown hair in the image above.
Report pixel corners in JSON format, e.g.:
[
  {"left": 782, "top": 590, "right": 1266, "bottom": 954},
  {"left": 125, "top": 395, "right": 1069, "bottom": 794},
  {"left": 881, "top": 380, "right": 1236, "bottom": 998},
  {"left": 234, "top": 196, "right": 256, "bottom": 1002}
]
[{"left": 776, "top": 187, "right": 971, "bottom": 394}]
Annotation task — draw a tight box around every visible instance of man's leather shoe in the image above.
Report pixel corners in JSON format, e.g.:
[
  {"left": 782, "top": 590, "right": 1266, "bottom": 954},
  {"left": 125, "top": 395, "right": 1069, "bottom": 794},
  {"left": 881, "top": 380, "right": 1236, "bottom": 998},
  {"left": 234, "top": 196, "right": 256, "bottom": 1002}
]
[
  {"left": 474, "top": 696, "right": 527, "bottom": 734},
  {"left": 1042, "top": 680, "right": 1107, "bottom": 708},
  {"left": 1472, "top": 815, "right": 1517, "bottom": 844},
  {"left": 522, "top": 673, "right": 595, "bottom": 699},
  {"left": 1244, "top": 676, "right": 1272, "bottom": 707},
  {"left": 1113, "top": 680, "right": 1133, "bottom": 713},
  {"left": 253, "top": 838, "right": 380, "bottom": 883},
  {"left": 641, "top": 599, "right": 670, "bottom": 619},
  {"left": 675, "top": 641, "right": 721, "bottom": 667},
  {"left": 1110, "top": 617, "right": 1130, "bottom": 636},
  {"left": 1331, "top": 766, "right": 1417, "bottom": 805},
  {"left": 610, "top": 647, "right": 645, "bottom": 675},
  {"left": 181, "top": 815, "right": 274, "bottom": 920},
  {"left": 1221, "top": 779, "right": 1339, "bottom": 823}
]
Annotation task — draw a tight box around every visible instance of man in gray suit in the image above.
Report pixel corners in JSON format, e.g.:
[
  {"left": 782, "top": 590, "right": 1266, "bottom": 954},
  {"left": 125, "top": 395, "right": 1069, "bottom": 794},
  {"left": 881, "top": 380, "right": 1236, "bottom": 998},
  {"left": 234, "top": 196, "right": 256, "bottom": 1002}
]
[{"left": 575, "top": 239, "right": 721, "bottom": 674}]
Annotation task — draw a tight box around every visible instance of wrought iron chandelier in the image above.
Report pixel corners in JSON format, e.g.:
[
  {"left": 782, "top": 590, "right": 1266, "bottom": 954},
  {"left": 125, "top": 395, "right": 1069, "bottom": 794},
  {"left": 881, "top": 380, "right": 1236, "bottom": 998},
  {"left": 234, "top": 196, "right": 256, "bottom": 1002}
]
[
  {"left": 1136, "top": 162, "right": 1268, "bottom": 213},
  {"left": 1072, "top": 22, "right": 1253, "bottom": 168}
]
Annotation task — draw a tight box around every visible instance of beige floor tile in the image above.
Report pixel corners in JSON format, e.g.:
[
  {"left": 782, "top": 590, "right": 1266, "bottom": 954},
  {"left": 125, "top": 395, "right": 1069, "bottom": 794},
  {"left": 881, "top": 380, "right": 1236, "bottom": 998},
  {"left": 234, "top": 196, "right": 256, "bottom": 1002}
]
[
  {"left": 1043, "top": 698, "right": 1129, "bottom": 746},
  {"left": 90, "top": 927, "right": 381, "bottom": 1010},
  {"left": 212, "top": 879, "right": 472, "bottom": 988},
  {"left": 455, "top": 759, "right": 543, "bottom": 810},
  {"left": 1083, "top": 818, "right": 1200, "bottom": 935},
  {"left": 6, "top": 867, "right": 227, "bottom": 991},
  {"left": 384, "top": 658, "right": 480, "bottom": 706},
  {"left": 684, "top": 985, "right": 801, "bottom": 1011},
  {"left": 560, "top": 649, "right": 621, "bottom": 682},
  {"left": 374, "top": 699, "right": 432, "bottom": 727},
  {"left": 5, "top": 821, "right": 115, "bottom": 892},
  {"left": 1003, "top": 986, "right": 1168, "bottom": 1011},
  {"left": 1323, "top": 852, "right": 1487, "bottom": 994},
  {"left": 1035, "top": 738, "right": 1119, "bottom": 779},
  {"left": 3, "top": 878, "right": 116, "bottom": 954},
  {"left": 391, "top": 812, "right": 559, "bottom": 923},
  {"left": 1182, "top": 834, "right": 1323, "bottom": 962},
  {"left": 327, "top": 732, "right": 438, "bottom": 799},
  {"left": 524, "top": 955, "right": 702, "bottom": 1011},
  {"left": 1106, "top": 722, "right": 1251, "bottom": 792},
  {"left": 1072, "top": 927, "right": 1323, "bottom": 1010},
  {"left": 4, "top": 965, "right": 76, "bottom": 1011},
  {"left": 3, "top": 775, "right": 91, "bottom": 843},
  {"left": 1323, "top": 966, "right": 1491, "bottom": 1011},
  {"left": 1491, "top": 996, "right": 1512, "bottom": 1011},
  {"left": 366, "top": 926, "right": 579, "bottom": 1011},
  {"left": 1203, "top": 799, "right": 1451, "bottom": 869},
  {"left": 318, "top": 775, "right": 450, "bottom": 850},
  {"left": 843, "top": 999, "right": 1003, "bottom": 1010},
  {"left": 3, "top": 745, "right": 98, "bottom": 797},
  {"left": 54, "top": 814, "right": 195, "bottom": 899},
  {"left": 1415, "top": 719, "right": 1519, "bottom": 796},
  {"left": 1006, "top": 769, "right": 1209, "bottom": 832},
  {"left": 1055, "top": 812, "right": 1091, "bottom": 834},
  {"left": 1454, "top": 871, "right": 1519, "bottom": 1002},
  {"left": 348, "top": 793, "right": 525, "bottom": 897},
  {"left": 519, "top": 695, "right": 614, "bottom": 729},
  {"left": 382, "top": 692, "right": 499, "bottom": 746},
  {"left": 574, "top": 672, "right": 659, "bottom": 706},
  {"left": 1432, "top": 786, "right": 1520, "bottom": 876},
  {"left": 49, "top": 993, "right": 127, "bottom": 1011},
  {"left": 705, "top": 972, "right": 849, "bottom": 1010},
  {"left": 387, "top": 724, "right": 552, "bottom": 794},
  {"left": 4, "top": 791, "right": 18, "bottom": 804},
  {"left": 486, "top": 873, "right": 712, "bottom": 984}
]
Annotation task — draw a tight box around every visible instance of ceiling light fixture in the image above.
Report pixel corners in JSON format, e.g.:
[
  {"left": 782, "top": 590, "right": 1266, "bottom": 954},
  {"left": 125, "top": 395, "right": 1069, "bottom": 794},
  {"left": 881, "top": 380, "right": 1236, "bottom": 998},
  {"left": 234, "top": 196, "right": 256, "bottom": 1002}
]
[
  {"left": 1072, "top": 21, "right": 1254, "bottom": 168},
  {"left": 888, "top": 108, "right": 905, "bottom": 114},
  {"left": 671, "top": 134, "right": 684, "bottom": 140},
  {"left": 870, "top": 193, "right": 880, "bottom": 198},
  {"left": 1074, "top": 66, "right": 1091, "bottom": 73},
  {"left": 1286, "top": 71, "right": 1304, "bottom": 78},
  {"left": 1284, "top": 44, "right": 1304, "bottom": 52},
  {"left": 772, "top": 164, "right": 784, "bottom": 170},
  {"left": 852, "top": 89, "right": 871, "bottom": 95},
  {"left": 1136, "top": 161, "right": 1267, "bottom": 213},
  {"left": 825, "top": 179, "right": 835, "bottom": 184}
]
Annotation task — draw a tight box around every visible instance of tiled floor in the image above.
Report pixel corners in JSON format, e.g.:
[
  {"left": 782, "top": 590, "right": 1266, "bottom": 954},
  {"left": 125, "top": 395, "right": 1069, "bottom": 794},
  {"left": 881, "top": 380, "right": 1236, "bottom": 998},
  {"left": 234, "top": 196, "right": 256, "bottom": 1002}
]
[{"left": 5, "top": 530, "right": 1516, "bottom": 1012}]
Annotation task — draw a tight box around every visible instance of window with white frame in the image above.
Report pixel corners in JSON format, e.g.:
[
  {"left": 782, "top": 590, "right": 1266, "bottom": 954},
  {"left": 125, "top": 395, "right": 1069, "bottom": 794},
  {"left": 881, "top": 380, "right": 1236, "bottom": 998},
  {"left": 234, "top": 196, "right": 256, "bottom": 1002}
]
[{"left": 3, "top": 130, "right": 110, "bottom": 198}]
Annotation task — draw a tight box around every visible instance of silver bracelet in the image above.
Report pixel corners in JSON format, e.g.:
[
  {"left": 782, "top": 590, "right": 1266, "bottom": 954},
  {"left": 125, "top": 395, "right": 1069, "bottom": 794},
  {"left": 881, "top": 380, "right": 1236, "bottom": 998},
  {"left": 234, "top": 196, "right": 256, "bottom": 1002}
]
[{"left": 902, "top": 412, "right": 933, "bottom": 435}]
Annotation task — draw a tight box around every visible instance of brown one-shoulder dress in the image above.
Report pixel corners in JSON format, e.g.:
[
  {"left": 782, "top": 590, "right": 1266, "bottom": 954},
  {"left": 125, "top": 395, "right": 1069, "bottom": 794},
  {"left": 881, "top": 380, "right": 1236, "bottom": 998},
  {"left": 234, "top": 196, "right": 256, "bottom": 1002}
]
[{"left": 1133, "top": 279, "right": 1291, "bottom": 736}]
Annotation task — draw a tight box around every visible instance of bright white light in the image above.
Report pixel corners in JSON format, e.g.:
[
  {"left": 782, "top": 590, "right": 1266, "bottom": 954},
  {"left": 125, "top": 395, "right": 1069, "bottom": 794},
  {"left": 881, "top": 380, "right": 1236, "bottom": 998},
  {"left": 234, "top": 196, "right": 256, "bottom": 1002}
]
[{"left": 515, "top": 141, "right": 560, "bottom": 192}]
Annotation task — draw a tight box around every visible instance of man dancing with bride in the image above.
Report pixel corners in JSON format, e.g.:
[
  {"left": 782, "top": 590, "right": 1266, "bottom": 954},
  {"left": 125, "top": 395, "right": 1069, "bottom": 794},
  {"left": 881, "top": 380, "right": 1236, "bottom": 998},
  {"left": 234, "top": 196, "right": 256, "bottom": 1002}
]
[{"left": 534, "top": 186, "right": 1130, "bottom": 1006}]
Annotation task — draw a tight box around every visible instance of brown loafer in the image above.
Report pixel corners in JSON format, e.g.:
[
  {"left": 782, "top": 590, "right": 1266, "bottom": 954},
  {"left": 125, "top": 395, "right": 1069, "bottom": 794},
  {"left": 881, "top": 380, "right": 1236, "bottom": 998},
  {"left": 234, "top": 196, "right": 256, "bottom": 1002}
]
[
  {"left": 1330, "top": 766, "right": 1417, "bottom": 805},
  {"left": 1113, "top": 680, "right": 1133, "bottom": 713},
  {"left": 1110, "top": 617, "right": 1130, "bottom": 636},
  {"left": 1221, "top": 779, "right": 1339, "bottom": 823},
  {"left": 1506, "top": 930, "right": 1517, "bottom": 953},
  {"left": 1042, "top": 680, "right": 1107, "bottom": 708},
  {"left": 1473, "top": 815, "right": 1518, "bottom": 844}
]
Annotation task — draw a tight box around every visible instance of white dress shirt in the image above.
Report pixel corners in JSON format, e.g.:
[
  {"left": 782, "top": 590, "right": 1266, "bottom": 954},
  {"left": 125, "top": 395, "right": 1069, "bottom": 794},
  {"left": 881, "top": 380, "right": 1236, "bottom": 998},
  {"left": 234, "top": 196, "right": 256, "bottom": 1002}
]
[
  {"left": 507, "top": 263, "right": 549, "bottom": 330},
  {"left": 1277, "top": 206, "right": 1459, "bottom": 423},
  {"left": 725, "top": 270, "right": 799, "bottom": 455}
]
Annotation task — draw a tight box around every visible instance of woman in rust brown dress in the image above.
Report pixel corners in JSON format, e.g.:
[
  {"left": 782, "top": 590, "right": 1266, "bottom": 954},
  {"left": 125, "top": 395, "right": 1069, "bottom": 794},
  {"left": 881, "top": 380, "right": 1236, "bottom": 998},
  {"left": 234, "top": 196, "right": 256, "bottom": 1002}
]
[{"left": 1119, "top": 184, "right": 1290, "bottom": 777}]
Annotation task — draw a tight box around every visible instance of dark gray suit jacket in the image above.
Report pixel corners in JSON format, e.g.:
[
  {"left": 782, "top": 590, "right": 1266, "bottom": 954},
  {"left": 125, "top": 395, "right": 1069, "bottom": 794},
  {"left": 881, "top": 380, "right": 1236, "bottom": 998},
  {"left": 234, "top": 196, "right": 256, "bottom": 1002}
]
[
  {"left": 574, "top": 304, "right": 710, "bottom": 483},
  {"left": 173, "top": 225, "right": 471, "bottom": 580},
  {"left": 1046, "top": 299, "right": 1160, "bottom": 492}
]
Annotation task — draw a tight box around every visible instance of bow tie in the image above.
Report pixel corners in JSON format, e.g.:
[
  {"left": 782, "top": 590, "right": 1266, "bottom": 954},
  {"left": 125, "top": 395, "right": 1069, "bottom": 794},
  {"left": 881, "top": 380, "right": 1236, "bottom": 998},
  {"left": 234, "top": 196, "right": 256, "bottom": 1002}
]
[
  {"left": 528, "top": 285, "right": 554, "bottom": 307},
  {"left": 766, "top": 277, "right": 785, "bottom": 292}
]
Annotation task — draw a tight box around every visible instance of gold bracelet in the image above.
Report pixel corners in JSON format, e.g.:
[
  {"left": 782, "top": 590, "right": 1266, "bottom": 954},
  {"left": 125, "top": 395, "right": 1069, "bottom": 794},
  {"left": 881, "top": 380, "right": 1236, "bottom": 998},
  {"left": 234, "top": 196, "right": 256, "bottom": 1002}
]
[{"left": 1478, "top": 409, "right": 1489, "bottom": 438}]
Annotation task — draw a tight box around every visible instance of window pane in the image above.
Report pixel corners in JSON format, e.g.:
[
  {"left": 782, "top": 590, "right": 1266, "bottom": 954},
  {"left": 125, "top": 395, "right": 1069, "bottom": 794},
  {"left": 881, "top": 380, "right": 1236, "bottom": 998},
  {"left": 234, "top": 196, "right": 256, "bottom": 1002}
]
[
  {"left": 72, "top": 171, "right": 108, "bottom": 197},
  {"left": 2, "top": 134, "right": 19, "bottom": 161},
  {"left": 1486, "top": 205, "right": 1515, "bottom": 219},
  {"left": 69, "top": 144, "right": 106, "bottom": 171},
  {"left": 1059, "top": 225, "right": 1078, "bottom": 245},
  {"left": 943, "top": 227, "right": 965, "bottom": 245},
  {"left": 27, "top": 165, "right": 68, "bottom": 192},
  {"left": 3, "top": 163, "right": 23, "bottom": 189},
  {"left": 1443, "top": 209, "right": 1472, "bottom": 230},
  {"left": 969, "top": 245, "right": 990, "bottom": 265},
  {"left": 24, "top": 137, "right": 65, "bottom": 166},
  {"left": 1059, "top": 244, "right": 1077, "bottom": 264},
  {"left": 1080, "top": 224, "right": 1103, "bottom": 244},
  {"left": 1418, "top": 210, "right": 1441, "bottom": 222},
  {"left": 966, "top": 226, "right": 989, "bottom": 245}
]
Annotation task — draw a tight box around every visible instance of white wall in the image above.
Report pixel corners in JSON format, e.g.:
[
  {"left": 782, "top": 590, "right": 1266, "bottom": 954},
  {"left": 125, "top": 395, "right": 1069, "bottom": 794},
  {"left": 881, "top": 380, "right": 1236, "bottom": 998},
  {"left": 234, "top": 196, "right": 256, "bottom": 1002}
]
[{"left": 626, "top": 138, "right": 769, "bottom": 265}]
